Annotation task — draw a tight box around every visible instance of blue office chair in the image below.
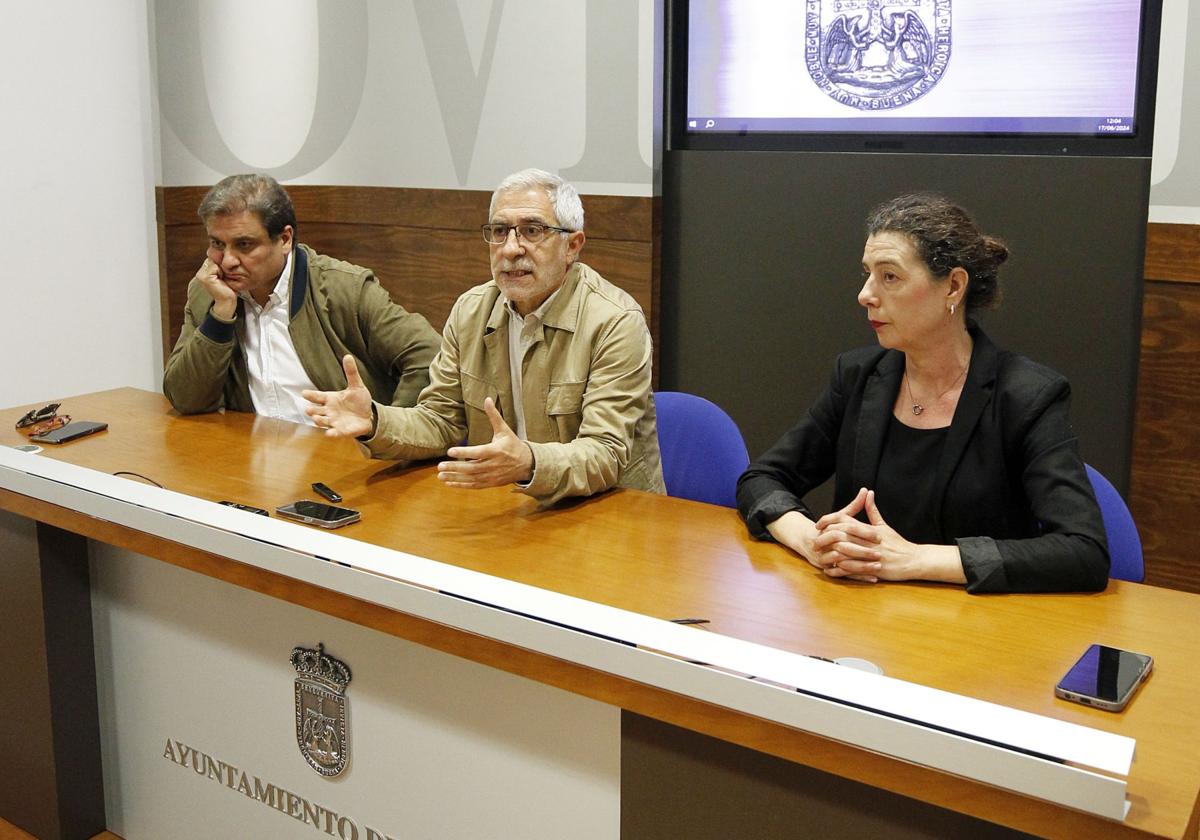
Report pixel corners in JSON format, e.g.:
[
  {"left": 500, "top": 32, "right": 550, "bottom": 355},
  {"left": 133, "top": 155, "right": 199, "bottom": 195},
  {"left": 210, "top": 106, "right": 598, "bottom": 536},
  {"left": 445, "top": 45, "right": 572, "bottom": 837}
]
[
  {"left": 1085, "top": 464, "right": 1145, "bottom": 583},
  {"left": 654, "top": 391, "right": 750, "bottom": 508}
]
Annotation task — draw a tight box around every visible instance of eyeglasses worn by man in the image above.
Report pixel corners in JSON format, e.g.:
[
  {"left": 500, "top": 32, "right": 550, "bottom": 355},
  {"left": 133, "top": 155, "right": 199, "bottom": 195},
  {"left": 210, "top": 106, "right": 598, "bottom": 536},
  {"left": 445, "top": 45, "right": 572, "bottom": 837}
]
[{"left": 304, "top": 168, "right": 665, "bottom": 507}]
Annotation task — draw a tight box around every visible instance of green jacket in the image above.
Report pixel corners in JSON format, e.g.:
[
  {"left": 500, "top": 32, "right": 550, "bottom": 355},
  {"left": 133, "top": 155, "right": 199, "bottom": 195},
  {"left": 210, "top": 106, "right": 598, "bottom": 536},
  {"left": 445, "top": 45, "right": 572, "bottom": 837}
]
[
  {"left": 163, "top": 244, "right": 439, "bottom": 415},
  {"left": 364, "top": 262, "right": 665, "bottom": 505}
]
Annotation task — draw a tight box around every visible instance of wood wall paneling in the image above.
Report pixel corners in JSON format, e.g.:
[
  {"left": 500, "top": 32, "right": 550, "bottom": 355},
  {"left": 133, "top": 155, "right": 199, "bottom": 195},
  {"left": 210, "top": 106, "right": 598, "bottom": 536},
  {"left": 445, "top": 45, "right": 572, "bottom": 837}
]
[
  {"left": 160, "top": 185, "right": 652, "bottom": 238},
  {"left": 158, "top": 188, "right": 1199, "bottom": 594},
  {"left": 1132, "top": 280, "right": 1200, "bottom": 591},
  {"left": 1137, "top": 223, "right": 1200, "bottom": 591},
  {"left": 1145, "top": 223, "right": 1200, "bottom": 284},
  {"left": 160, "top": 186, "right": 654, "bottom": 356}
]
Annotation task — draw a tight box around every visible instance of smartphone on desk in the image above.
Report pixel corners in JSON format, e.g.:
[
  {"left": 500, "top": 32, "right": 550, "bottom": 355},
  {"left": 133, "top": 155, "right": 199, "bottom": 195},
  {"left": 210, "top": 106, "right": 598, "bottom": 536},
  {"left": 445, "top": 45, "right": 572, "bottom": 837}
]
[
  {"left": 219, "top": 501, "right": 270, "bottom": 516},
  {"left": 1055, "top": 644, "right": 1152, "bottom": 712},
  {"left": 276, "top": 500, "right": 360, "bottom": 529},
  {"left": 31, "top": 420, "right": 108, "bottom": 444}
]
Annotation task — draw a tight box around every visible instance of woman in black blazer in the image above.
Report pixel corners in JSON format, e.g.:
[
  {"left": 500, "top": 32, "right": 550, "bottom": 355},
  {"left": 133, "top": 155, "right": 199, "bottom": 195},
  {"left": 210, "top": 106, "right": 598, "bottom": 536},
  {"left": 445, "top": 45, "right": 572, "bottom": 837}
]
[{"left": 737, "top": 194, "right": 1109, "bottom": 593}]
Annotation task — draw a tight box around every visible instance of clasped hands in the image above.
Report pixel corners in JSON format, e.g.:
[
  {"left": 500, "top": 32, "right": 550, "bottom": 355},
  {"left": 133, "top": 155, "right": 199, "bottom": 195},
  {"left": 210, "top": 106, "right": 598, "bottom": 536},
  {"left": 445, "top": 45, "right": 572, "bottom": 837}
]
[
  {"left": 302, "top": 355, "right": 534, "bottom": 490},
  {"left": 810, "top": 487, "right": 915, "bottom": 583}
]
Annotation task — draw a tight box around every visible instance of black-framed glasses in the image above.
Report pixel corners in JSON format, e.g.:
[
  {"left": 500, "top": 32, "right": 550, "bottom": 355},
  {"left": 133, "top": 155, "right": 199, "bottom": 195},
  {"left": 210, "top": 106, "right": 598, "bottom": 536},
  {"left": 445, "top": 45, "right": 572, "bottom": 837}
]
[
  {"left": 16, "top": 403, "right": 61, "bottom": 430},
  {"left": 480, "top": 222, "right": 573, "bottom": 245}
]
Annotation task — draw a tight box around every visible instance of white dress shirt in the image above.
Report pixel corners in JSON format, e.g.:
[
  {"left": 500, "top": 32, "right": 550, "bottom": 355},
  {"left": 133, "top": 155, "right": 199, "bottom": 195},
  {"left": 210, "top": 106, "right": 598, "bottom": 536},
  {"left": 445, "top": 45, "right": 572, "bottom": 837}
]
[{"left": 237, "top": 250, "right": 320, "bottom": 425}]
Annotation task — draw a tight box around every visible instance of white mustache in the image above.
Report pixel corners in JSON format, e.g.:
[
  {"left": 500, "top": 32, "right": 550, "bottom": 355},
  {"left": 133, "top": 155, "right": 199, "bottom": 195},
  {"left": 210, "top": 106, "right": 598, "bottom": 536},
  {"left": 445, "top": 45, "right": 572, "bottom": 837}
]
[{"left": 499, "top": 263, "right": 534, "bottom": 273}]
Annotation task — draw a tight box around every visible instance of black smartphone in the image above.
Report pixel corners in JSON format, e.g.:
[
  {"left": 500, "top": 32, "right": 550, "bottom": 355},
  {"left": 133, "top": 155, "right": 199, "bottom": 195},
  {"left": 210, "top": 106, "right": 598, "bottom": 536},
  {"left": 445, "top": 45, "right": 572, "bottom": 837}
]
[
  {"left": 31, "top": 420, "right": 108, "bottom": 444},
  {"left": 276, "top": 500, "right": 361, "bottom": 529},
  {"left": 1055, "top": 644, "right": 1153, "bottom": 712},
  {"left": 218, "top": 501, "right": 270, "bottom": 516}
]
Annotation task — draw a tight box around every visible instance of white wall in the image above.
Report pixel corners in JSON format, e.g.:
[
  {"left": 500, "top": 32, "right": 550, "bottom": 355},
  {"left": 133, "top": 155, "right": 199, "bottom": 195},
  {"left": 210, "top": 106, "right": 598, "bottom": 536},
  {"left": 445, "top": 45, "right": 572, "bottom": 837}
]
[
  {"left": 1150, "top": 0, "right": 1200, "bottom": 223},
  {"left": 151, "top": 0, "right": 1197, "bottom": 217},
  {"left": 0, "top": 1, "right": 161, "bottom": 408},
  {"left": 155, "top": 0, "right": 658, "bottom": 196}
]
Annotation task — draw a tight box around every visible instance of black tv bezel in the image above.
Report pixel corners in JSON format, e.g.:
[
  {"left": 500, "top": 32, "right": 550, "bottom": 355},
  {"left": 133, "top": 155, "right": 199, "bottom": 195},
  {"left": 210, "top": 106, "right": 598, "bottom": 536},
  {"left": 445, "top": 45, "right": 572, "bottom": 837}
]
[{"left": 666, "top": 0, "right": 1163, "bottom": 157}]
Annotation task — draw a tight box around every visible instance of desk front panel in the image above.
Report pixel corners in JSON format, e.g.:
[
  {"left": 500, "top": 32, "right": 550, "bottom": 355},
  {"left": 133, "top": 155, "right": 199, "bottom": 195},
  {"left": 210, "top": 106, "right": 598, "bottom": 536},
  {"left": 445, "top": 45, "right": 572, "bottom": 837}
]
[{"left": 88, "top": 539, "right": 619, "bottom": 840}]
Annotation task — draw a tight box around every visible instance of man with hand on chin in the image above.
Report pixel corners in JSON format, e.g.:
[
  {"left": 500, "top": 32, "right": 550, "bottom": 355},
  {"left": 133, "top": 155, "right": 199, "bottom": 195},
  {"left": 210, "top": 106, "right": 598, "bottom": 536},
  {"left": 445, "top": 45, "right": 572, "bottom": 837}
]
[
  {"left": 304, "top": 168, "right": 664, "bottom": 506},
  {"left": 163, "top": 174, "right": 439, "bottom": 423}
]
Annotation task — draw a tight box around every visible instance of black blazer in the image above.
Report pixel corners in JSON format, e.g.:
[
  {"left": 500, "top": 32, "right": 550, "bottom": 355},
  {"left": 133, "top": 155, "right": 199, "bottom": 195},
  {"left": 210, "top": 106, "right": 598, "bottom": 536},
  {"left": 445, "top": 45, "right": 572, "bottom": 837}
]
[{"left": 737, "top": 329, "right": 1109, "bottom": 593}]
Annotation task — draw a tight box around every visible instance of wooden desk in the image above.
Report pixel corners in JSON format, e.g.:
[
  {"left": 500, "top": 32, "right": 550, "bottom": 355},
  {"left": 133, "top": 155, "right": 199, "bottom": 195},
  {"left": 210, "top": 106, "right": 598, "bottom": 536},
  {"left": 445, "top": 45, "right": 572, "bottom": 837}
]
[{"left": 2, "top": 388, "right": 1198, "bottom": 839}]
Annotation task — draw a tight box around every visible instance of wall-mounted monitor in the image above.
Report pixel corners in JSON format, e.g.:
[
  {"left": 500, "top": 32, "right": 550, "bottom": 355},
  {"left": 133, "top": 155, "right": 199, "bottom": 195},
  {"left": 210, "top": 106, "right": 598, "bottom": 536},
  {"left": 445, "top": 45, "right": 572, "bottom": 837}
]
[{"left": 669, "top": 0, "right": 1162, "bottom": 155}]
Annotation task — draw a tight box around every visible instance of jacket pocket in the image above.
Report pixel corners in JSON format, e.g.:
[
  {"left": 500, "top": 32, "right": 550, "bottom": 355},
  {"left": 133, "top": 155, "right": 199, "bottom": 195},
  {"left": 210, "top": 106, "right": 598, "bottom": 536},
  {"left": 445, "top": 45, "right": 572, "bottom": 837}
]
[
  {"left": 460, "top": 370, "right": 498, "bottom": 409},
  {"left": 461, "top": 370, "right": 500, "bottom": 443},
  {"left": 546, "top": 381, "right": 585, "bottom": 441}
]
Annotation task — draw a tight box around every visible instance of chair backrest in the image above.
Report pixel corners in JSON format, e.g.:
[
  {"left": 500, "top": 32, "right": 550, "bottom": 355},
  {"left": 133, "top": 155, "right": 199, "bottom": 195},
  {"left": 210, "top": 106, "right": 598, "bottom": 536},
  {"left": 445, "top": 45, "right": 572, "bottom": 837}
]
[
  {"left": 654, "top": 391, "right": 750, "bottom": 508},
  {"left": 1085, "top": 464, "right": 1145, "bottom": 583}
]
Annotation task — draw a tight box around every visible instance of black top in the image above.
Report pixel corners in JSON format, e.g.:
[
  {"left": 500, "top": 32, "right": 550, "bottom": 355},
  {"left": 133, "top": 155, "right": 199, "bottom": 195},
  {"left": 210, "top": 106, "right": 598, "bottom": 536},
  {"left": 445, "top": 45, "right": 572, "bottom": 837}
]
[
  {"left": 875, "top": 416, "right": 948, "bottom": 546},
  {"left": 736, "top": 328, "right": 1110, "bottom": 594}
]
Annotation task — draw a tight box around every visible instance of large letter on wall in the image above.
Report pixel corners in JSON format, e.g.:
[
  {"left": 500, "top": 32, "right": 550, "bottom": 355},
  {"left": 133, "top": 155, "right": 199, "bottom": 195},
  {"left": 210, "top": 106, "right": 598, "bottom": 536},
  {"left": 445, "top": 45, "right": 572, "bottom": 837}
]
[
  {"left": 413, "top": 0, "right": 506, "bottom": 185},
  {"left": 156, "top": 0, "right": 368, "bottom": 180}
]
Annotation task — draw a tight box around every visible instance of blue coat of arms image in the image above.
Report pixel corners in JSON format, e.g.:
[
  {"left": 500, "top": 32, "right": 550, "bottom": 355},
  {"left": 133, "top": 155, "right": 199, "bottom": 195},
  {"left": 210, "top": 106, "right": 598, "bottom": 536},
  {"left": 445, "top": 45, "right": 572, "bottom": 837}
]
[{"left": 805, "top": 0, "right": 952, "bottom": 109}]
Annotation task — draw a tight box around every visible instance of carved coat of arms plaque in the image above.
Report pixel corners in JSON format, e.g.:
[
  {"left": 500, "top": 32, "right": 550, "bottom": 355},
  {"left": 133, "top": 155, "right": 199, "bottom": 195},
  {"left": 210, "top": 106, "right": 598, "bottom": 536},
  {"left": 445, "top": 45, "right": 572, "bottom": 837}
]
[{"left": 291, "top": 643, "right": 352, "bottom": 777}]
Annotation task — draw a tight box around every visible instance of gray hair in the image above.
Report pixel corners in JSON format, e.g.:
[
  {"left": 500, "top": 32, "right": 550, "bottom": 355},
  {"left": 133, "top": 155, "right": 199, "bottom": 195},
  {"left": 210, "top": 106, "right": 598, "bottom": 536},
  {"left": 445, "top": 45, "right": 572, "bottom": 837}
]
[
  {"left": 489, "top": 168, "right": 584, "bottom": 232},
  {"left": 197, "top": 174, "right": 297, "bottom": 239}
]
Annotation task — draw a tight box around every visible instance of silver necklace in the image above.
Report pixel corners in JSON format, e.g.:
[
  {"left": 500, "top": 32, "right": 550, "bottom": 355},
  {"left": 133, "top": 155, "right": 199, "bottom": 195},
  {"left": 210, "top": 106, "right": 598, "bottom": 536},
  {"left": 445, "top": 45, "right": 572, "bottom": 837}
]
[{"left": 905, "top": 364, "right": 968, "bottom": 416}]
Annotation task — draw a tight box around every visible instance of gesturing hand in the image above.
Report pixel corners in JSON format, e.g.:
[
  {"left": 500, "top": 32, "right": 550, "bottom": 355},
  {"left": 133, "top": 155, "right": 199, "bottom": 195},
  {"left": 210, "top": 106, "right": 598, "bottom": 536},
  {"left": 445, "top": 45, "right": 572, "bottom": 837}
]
[
  {"left": 194, "top": 258, "right": 237, "bottom": 320},
  {"left": 438, "top": 398, "right": 533, "bottom": 489},
  {"left": 303, "top": 355, "right": 375, "bottom": 438}
]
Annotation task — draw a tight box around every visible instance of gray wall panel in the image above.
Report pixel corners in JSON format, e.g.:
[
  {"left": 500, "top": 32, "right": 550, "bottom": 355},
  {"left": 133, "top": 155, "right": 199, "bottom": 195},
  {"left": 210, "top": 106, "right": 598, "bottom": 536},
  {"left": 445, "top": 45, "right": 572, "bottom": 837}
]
[{"left": 661, "top": 150, "right": 1149, "bottom": 496}]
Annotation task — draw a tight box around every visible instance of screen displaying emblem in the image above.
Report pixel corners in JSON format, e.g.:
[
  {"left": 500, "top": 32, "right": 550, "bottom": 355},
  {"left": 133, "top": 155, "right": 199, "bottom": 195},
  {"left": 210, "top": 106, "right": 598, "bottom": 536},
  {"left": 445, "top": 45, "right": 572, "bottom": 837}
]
[
  {"left": 291, "top": 643, "right": 352, "bottom": 777},
  {"left": 806, "top": 0, "right": 951, "bottom": 110}
]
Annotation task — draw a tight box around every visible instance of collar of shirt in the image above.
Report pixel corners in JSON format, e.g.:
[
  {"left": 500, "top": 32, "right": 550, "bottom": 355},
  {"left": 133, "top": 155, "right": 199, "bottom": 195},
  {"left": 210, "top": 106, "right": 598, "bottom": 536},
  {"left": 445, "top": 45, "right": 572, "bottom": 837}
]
[
  {"left": 234, "top": 248, "right": 319, "bottom": 426},
  {"left": 505, "top": 287, "right": 561, "bottom": 440},
  {"left": 506, "top": 287, "right": 560, "bottom": 339},
  {"left": 238, "top": 249, "right": 294, "bottom": 313}
]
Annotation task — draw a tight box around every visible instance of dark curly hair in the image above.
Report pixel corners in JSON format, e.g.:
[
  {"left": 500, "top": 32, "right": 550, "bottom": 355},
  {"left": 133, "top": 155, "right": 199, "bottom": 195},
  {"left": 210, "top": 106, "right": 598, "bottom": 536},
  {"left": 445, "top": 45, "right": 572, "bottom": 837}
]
[
  {"left": 198, "top": 174, "right": 297, "bottom": 240},
  {"left": 866, "top": 193, "right": 1008, "bottom": 318}
]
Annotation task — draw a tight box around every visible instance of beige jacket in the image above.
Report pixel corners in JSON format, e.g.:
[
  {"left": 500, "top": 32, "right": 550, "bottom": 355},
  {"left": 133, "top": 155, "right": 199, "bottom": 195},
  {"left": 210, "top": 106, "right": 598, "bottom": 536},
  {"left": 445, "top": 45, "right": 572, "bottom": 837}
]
[{"left": 364, "top": 262, "right": 664, "bottom": 505}]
